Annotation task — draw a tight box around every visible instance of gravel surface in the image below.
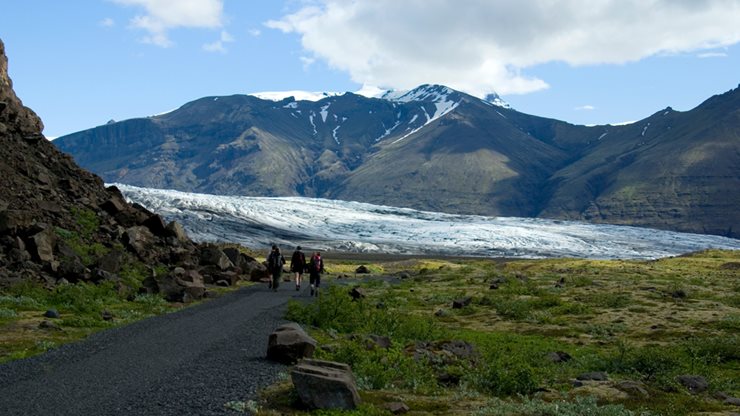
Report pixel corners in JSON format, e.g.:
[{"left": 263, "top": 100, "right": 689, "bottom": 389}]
[{"left": 0, "top": 282, "right": 309, "bottom": 415}]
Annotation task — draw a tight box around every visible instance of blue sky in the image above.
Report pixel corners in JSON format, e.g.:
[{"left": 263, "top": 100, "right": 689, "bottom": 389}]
[{"left": 1, "top": 0, "right": 739, "bottom": 138}]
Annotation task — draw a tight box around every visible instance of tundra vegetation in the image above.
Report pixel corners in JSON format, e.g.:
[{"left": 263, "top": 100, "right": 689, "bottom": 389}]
[
  {"left": 262, "top": 250, "right": 740, "bottom": 415},
  {"left": 1, "top": 249, "right": 738, "bottom": 415}
]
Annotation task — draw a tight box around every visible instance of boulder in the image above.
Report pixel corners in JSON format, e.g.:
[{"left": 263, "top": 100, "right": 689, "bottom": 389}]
[
  {"left": 364, "top": 334, "right": 391, "bottom": 350},
  {"left": 28, "top": 227, "right": 56, "bottom": 263},
  {"left": 546, "top": 351, "right": 572, "bottom": 363},
  {"left": 355, "top": 265, "right": 370, "bottom": 274},
  {"left": 452, "top": 296, "right": 472, "bottom": 309},
  {"left": 266, "top": 322, "right": 317, "bottom": 364},
  {"left": 382, "top": 402, "right": 409, "bottom": 414},
  {"left": 576, "top": 372, "right": 609, "bottom": 381},
  {"left": 199, "top": 245, "right": 234, "bottom": 271},
  {"left": 291, "top": 359, "right": 361, "bottom": 410},
  {"left": 142, "top": 214, "right": 167, "bottom": 237},
  {"left": 123, "top": 226, "right": 155, "bottom": 259},
  {"left": 349, "top": 286, "right": 366, "bottom": 300},
  {"left": 676, "top": 375, "right": 708, "bottom": 394},
  {"left": 165, "top": 221, "right": 189, "bottom": 243}
]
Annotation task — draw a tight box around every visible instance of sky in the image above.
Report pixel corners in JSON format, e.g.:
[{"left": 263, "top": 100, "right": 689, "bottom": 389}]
[{"left": 1, "top": 0, "right": 739, "bottom": 138}]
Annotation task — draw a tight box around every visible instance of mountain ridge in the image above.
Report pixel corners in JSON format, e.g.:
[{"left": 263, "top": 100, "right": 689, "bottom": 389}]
[{"left": 54, "top": 83, "right": 740, "bottom": 238}]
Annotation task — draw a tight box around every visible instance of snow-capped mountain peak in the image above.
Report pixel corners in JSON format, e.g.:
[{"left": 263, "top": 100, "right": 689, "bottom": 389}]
[
  {"left": 248, "top": 90, "right": 342, "bottom": 102},
  {"left": 484, "top": 92, "right": 511, "bottom": 109}
]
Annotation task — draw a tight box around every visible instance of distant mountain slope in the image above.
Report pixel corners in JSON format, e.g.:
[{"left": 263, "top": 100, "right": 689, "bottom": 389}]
[{"left": 54, "top": 84, "right": 740, "bottom": 238}]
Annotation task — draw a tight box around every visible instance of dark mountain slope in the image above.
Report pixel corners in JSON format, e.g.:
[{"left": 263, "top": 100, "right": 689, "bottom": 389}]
[
  {"left": 54, "top": 83, "right": 740, "bottom": 237},
  {"left": 541, "top": 86, "right": 740, "bottom": 237}
]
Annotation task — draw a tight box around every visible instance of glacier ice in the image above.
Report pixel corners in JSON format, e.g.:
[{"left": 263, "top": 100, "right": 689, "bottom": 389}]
[{"left": 114, "top": 184, "right": 740, "bottom": 260}]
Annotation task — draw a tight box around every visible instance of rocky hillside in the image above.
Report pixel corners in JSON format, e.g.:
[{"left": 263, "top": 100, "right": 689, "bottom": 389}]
[
  {"left": 0, "top": 39, "right": 264, "bottom": 297},
  {"left": 54, "top": 82, "right": 740, "bottom": 238}
]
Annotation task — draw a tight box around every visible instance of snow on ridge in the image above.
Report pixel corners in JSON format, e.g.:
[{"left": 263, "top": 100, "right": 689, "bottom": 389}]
[
  {"left": 249, "top": 90, "right": 341, "bottom": 102},
  {"left": 320, "top": 103, "right": 331, "bottom": 123},
  {"left": 113, "top": 183, "right": 740, "bottom": 260}
]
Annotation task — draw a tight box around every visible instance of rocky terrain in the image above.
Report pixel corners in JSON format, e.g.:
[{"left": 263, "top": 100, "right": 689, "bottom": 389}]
[
  {"left": 0, "top": 38, "right": 264, "bottom": 297},
  {"left": 55, "top": 84, "right": 740, "bottom": 238}
]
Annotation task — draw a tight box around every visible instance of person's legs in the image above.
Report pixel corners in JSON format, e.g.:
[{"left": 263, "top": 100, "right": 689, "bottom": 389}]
[
  {"left": 314, "top": 274, "right": 321, "bottom": 297},
  {"left": 272, "top": 270, "right": 281, "bottom": 291},
  {"left": 295, "top": 272, "right": 301, "bottom": 290},
  {"left": 309, "top": 274, "right": 316, "bottom": 296}
]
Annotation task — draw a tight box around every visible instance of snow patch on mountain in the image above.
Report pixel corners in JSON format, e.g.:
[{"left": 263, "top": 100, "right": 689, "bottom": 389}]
[
  {"left": 250, "top": 90, "right": 341, "bottom": 101},
  {"left": 114, "top": 184, "right": 740, "bottom": 259}
]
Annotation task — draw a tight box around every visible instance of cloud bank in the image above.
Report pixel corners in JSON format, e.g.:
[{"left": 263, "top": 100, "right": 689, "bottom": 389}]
[
  {"left": 267, "top": 0, "right": 740, "bottom": 97},
  {"left": 114, "top": 0, "right": 224, "bottom": 47}
]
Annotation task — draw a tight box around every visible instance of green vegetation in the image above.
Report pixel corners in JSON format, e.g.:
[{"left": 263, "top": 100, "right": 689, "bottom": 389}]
[
  {"left": 262, "top": 250, "right": 740, "bottom": 415},
  {"left": 0, "top": 276, "right": 176, "bottom": 363}
]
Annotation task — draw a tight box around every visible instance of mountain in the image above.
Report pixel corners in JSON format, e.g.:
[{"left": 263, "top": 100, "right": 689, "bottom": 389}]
[
  {"left": 0, "top": 38, "right": 263, "bottom": 296},
  {"left": 54, "top": 84, "right": 740, "bottom": 238}
]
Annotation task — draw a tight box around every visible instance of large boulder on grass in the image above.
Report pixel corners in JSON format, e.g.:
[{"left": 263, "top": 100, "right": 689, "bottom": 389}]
[
  {"left": 266, "top": 322, "right": 317, "bottom": 364},
  {"left": 291, "top": 359, "right": 361, "bottom": 410}
]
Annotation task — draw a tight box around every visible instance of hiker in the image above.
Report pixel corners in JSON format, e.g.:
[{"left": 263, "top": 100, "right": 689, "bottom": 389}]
[
  {"left": 308, "top": 251, "right": 324, "bottom": 297},
  {"left": 290, "top": 245, "right": 306, "bottom": 291},
  {"left": 266, "top": 245, "right": 285, "bottom": 291}
]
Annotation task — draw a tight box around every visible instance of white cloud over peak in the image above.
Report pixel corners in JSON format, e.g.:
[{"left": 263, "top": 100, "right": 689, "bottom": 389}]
[
  {"left": 203, "top": 30, "right": 234, "bottom": 53},
  {"left": 114, "top": 0, "right": 224, "bottom": 47},
  {"left": 575, "top": 105, "right": 596, "bottom": 111},
  {"left": 266, "top": 0, "right": 740, "bottom": 98}
]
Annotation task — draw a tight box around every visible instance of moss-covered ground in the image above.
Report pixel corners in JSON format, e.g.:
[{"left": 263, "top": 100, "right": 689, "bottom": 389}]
[{"left": 257, "top": 249, "right": 740, "bottom": 416}]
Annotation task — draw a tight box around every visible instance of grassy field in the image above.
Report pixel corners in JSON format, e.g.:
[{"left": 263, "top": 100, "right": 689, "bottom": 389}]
[
  {"left": 259, "top": 250, "right": 740, "bottom": 416},
  {"left": 1, "top": 249, "right": 738, "bottom": 415}
]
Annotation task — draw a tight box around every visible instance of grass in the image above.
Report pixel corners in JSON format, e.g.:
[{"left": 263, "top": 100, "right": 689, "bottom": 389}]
[{"left": 259, "top": 249, "right": 740, "bottom": 415}]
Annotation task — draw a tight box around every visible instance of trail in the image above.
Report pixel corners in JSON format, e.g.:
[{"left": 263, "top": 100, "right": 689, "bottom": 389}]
[{"left": 0, "top": 283, "right": 307, "bottom": 416}]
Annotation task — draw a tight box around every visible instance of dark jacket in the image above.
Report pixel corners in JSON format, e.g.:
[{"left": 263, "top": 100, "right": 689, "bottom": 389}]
[{"left": 290, "top": 250, "right": 306, "bottom": 273}]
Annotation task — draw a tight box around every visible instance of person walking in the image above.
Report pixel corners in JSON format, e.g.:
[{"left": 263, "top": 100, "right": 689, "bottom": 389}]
[
  {"left": 266, "top": 245, "right": 285, "bottom": 292},
  {"left": 290, "top": 245, "right": 307, "bottom": 291},
  {"left": 308, "top": 251, "right": 324, "bottom": 297}
]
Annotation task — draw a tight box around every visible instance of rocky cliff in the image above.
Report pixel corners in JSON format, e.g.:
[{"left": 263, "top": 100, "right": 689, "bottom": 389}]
[{"left": 0, "top": 39, "right": 264, "bottom": 298}]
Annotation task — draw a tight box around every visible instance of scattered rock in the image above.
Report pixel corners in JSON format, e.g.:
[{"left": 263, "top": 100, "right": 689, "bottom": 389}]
[
  {"left": 671, "top": 289, "right": 688, "bottom": 299},
  {"left": 489, "top": 283, "right": 499, "bottom": 290},
  {"left": 355, "top": 265, "right": 370, "bottom": 274},
  {"left": 291, "top": 359, "right": 361, "bottom": 410},
  {"left": 676, "top": 375, "right": 708, "bottom": 393},
  {"left": 349, "top": 286, "right": 366, "bottom": 300},
  {"left": 546, "top": 351, "right": 572, "bottom": 363},
  {"left": 434, "top": 308, "right": 448, "bottom": 317},
  {"left": 101, "top": 310, "right": 113, "bottom": 321},
  {"left": 38, "top": 320, "right": 61, "bottom": 331},
  {"left": 398, "top": 271, "right": 411, "bottom": 279},
  {"left": 266, "top": 322, "right": 317, "bottom": 364},
  {"left": 615, "top": 380, "right": 649, "bottom": 398},
  {"left": 381, "top": 402, "right": 409, "bottom": 414},
  {"left": 452, "top": 296, "right": 472, "bottom": 309},
  {"left": 577, "top": 372, "right": 609, "bottom": 381},
  {"left": 364, "top": 334, "right": 391, "bottom": 350},
  {"left": 43, "top": 309, "right": 60, "bottom": 319}
]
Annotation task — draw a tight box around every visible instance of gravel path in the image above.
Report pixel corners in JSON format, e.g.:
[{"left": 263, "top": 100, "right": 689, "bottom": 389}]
[{"left": 0, "top": 282, "right": 309, "bottom": 416}]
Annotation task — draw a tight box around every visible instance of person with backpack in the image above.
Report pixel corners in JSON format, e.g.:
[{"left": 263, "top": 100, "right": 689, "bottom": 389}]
[
  {"left": 290, "top": 245, "right": 307, "bottom": 291},
  {"left": 266, "top": 245, "right": 285, "bottom": 292},
  {"left": 308, "top": 251, "right": 324, "bottom": 297}
]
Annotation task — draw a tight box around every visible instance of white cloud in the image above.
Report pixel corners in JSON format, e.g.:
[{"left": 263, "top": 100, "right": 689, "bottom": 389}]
[
  {"left": 203, "top": 30, "right": 234, "bottom": 53},
  {"left": 99, "top": 17, "right": 115, "bottom": 27},
  {"left": 114, "top": 0, "right": 224, "bottom": 47},
  {"left": 697, "top": 51, "right": 728, "bottom": 58},
  {"left": 266, "top": 0, "right": 740, "bottom": 97},
  {"left": 248, "top": 28, "right": 261, "bottom": 37},
  {"left": 575, "top": 105, "right": 596, "bottom": 111},
  {"left": 300, "top": 56, "right": 316, "bottom": 70}
]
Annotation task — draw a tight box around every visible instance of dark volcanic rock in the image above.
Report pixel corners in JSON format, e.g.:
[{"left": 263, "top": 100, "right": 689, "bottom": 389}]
[{"left": 0, "top": 37, "right": 211, "bottom": 300}]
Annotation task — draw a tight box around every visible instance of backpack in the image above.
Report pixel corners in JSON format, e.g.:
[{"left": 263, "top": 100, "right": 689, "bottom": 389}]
[
  {"left": 269, "top": 252, "right": 284, "bottom": 269},
  {"left": 311, "top": 255, "right": 322, "bottom": 272}
]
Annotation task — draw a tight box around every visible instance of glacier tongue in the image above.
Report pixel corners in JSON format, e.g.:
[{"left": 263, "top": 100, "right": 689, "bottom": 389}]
[{"left": 114, "top": 184, "right": 740, "bottom": 259}]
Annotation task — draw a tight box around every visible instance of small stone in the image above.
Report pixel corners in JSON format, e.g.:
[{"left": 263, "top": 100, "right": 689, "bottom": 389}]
[
  {"left": 39, "top": 320, "right": 61, "bottom": 330},
  {"left": 101, "top": 310, "right": 114, "bottom": 321},
  {"left": 382, "top": 402, "right": 409, "bottom": 414},
  {"left": 546, "top": 351, "right": 572, "bottom": 363},
  {"left": 577, "top": 371, "right": 608, "bottom": 381}
]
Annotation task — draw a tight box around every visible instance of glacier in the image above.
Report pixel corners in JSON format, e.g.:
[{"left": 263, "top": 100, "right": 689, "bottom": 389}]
[{"left": 114, "top": 184, "right": 740, "bottom": 260}]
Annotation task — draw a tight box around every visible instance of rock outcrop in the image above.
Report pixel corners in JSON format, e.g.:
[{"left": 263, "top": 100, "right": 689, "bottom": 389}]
[{"left": 0, "top": 38, "right": 260, "bottom": 296}]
